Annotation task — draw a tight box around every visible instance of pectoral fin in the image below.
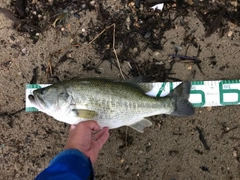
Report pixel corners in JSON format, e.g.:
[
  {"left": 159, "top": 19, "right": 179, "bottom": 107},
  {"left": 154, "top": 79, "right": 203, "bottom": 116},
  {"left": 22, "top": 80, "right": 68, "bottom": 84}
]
[
  {"left": 72, "top": 109, "right": 98, "bottom": 119},
  {"left": 129, "top": 119, "right": 152, "bottom": 133}
]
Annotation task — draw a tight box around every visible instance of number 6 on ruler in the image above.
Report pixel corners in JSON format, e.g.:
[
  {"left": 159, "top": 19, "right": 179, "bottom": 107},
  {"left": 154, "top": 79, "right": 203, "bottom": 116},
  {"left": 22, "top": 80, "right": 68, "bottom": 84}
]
[
  {"left": 190, "top": 89, "right": 206, "bottom": 107},
  {"left": 219, "top": 81, "right": 240, "bottom": 105}
]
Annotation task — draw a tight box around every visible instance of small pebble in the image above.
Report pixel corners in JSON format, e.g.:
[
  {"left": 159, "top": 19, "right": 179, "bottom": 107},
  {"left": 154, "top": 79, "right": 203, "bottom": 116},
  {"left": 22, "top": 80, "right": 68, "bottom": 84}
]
[
  {"left": 133, "top": 47, "right": 138, "bottom": 53},
  {"left": 62, "top": 31, "right": 69, "bottom": 37},
  {"left": 129, "top": 2, "right": 135, "bottom": 7},
  {"left": 48, "top": 0, "right": 54, "bottom": 5},
  {"left": 187, "top": 0, "right": 194, "bottom": 5},
  {"left": 228, "top": 31, "right": 233, "bottom": 37},
  {"left": 153, "top": 51, "right": 160, "bottom": 56},
  {"left": 67, "top": 53, "right": 72, "bottom": 58},
  {"left": 90, "top": 0, "right": 95, "bottom": 6},
  {"left": 10, "top": 35, "right": 15, "bottom": 41},
  {"left": 125, "top": 16, "right": 131, "bottom": 30},
  {"left": 14, "top": 162, "right": 23, "bottom": 171},
  {"left": 22, "top": 48, "right": 28, "bottom": 55},
  {"left": 233, "top": 150, "right": 237, "bottom": 157},
  {"left": 187, "top": 65, "right": 192, "bottom": 70},
  {"left": 230, "top": 1, "right": 238, "bottom": 7},
  {"left": 25, "top": 7, "right": 30, "bottom": 13},
  {"left": 74, "top": 13, "right": 80, "bottom": 19},
  {"left": 175, "top": 45, "right": 182, "bottom": 52},
  {"left": 144, "top": 32, "right": 151, "bottom": 39},
  {"left": 156, "top": 61, "right": 164, "bottom": 65}
]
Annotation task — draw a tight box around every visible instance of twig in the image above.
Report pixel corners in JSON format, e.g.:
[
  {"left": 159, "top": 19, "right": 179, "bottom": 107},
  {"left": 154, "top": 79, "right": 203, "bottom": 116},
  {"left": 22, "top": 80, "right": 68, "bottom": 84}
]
[
  {"left": 112, "top": 24, "right": 125, "bottom": 80},
  {"left": 48, "top": 61, "right": 53, "bottom": 76},
  {"left": 88, "top": 23, "right": 125, "bottom": 80},
  {"left": 196, "top": 126, "right": 210, "bottom": 150},
  {"left": 125, "top": 127, "right": 128, "bottom": 147},
  {"left": 44, "top": 28, "right": 81, "bottom": 78},
  {"left": 88, "top": 24, "right": 115, "bottom": 45},
  {"left": 0, "top": 108, "right": 25, "bottom": 117}
]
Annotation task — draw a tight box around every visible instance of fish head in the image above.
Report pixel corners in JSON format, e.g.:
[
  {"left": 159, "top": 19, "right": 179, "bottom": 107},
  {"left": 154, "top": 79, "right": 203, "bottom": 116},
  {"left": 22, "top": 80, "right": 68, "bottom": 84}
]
[{"left": 28, "top": 85, "right": 72, "bottom": 113}]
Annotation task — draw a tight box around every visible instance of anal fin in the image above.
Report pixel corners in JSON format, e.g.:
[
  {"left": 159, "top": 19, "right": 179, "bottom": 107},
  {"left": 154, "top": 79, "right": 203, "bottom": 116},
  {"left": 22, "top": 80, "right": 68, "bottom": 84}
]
[{"left": 129, "top": 119, "right": 152, "bottom": 133}]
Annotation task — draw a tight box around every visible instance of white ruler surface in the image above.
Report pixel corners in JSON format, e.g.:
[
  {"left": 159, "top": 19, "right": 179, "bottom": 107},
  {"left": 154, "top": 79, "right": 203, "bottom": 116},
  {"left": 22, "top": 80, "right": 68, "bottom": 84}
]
[{"left": 25, "top": 80, "right": 240, "bottom": 112}]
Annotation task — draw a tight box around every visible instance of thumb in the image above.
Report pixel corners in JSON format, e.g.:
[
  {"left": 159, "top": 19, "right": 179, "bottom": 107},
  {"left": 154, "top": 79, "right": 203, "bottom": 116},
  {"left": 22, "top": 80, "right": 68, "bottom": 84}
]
[{"left": 70, "top": 124, "right": 76, "bottom": 131}]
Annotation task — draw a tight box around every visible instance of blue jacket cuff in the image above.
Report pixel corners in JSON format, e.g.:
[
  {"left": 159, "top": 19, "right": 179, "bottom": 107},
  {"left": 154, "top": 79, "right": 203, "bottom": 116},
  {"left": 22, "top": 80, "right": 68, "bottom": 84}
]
[{"left": 35, "top": 149, "right": 93, "bottom": 180}]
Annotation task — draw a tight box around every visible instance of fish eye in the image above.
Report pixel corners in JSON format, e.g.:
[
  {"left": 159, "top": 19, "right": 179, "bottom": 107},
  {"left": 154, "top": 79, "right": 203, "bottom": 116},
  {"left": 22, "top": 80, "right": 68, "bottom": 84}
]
[{"left": 40, "top": 88, "right": 46, "bottom": 95}]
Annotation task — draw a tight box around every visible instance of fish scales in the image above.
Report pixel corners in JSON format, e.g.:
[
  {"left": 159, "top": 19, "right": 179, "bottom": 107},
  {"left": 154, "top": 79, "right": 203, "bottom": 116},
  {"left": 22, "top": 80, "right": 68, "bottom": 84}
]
[
  {"left": 28, "top": 78, "right": 194, "bottom": 132},
  {"left": 70, "top": 82, "right": 172, "bottom": 119}
]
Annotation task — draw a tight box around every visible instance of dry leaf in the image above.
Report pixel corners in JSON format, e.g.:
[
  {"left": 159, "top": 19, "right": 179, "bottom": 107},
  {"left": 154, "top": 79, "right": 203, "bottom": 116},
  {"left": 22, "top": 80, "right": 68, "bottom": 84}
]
[
  {"left": 52, "top": 13, "right": 67, "bottom": 28},
  {"left": 206, "top": 106, "right": 212, "bottom": 112}
]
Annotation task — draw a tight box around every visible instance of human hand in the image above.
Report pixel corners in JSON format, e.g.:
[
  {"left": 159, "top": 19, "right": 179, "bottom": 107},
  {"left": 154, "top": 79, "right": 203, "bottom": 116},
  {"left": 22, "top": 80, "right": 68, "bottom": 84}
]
[{"left": 65, "top": 120, "right": 109, "bottom": 164}]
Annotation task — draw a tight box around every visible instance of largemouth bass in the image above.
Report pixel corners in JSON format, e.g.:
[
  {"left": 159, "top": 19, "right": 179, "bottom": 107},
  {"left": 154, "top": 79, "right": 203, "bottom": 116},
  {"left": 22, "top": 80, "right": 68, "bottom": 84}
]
[{"left": 28, "top": 78, "right": 194, "bottom": 132}]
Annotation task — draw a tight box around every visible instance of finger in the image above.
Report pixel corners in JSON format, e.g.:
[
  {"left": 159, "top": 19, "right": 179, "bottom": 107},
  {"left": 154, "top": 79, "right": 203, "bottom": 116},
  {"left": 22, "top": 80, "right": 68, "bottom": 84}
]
[
  {"left": 76, "top": 120, "right": 101, "bottom": 132},
  {"left": 93, "top": 127, "right": 109, "bottom": 141},
  {"left": 95, "top": 128, "right": 109, "bottom": 149}
]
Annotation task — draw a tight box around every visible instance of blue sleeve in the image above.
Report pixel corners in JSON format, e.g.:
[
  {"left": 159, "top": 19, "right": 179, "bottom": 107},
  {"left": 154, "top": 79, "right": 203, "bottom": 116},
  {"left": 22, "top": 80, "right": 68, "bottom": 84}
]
[{"left": 35, "top": 149, "right": 93, "bottom": 180}]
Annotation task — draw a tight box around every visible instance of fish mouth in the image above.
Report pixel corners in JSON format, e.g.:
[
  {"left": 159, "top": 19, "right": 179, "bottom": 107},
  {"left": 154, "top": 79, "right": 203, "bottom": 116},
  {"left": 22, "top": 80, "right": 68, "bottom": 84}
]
[{"left": 28, "top": 94, "right": 46, "bottom": 111}]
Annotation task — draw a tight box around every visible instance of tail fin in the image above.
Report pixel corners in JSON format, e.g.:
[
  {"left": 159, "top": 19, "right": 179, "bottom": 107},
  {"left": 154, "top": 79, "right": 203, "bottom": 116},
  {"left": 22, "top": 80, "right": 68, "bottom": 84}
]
[{"left": 169, "top": 81, "right": 194, "bottom": 116}]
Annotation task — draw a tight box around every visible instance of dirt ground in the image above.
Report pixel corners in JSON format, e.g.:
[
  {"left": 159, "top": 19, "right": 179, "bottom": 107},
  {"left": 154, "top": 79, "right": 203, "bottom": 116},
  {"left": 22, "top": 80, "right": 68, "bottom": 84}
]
[{"left": 0, "top": 0, "right": 240, "bottom": 179}]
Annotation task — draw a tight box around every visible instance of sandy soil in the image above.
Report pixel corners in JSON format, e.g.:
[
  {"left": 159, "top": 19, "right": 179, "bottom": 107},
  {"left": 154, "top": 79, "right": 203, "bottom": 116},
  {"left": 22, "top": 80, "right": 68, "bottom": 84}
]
[{"left": 0, "top": 1, "right": 240, "bottom": 179}]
